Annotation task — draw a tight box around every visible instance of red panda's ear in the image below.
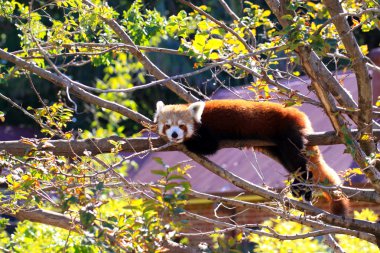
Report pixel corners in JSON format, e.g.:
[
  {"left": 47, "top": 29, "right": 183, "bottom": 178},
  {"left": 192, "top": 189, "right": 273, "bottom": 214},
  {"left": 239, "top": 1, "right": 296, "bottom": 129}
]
[
  {"left": 154, "top": 101, "right": 165, "bottom": 123},
  {"left": 188, "top": 101, "right": 205, "bottom": 123}
]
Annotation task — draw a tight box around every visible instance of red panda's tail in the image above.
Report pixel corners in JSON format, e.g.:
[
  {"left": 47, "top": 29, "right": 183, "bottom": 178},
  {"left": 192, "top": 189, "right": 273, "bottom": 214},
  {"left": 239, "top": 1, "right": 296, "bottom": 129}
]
[{"left": 306, "top": 146, "right": 349, "bottom": 216}]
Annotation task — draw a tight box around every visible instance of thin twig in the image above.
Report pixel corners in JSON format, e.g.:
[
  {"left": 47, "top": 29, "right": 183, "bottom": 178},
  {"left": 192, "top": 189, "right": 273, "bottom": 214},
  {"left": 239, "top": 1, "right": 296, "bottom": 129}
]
[{"left": 177, "top": 0, "right": 255, "bottom": 55}]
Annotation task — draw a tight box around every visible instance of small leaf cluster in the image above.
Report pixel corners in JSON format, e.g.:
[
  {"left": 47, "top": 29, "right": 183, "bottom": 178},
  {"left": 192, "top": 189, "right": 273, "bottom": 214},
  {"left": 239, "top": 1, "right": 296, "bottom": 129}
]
[
  {"left": 122, "top": 0, "right": 166, "bottom": 46},
  {"left": 336, "top": 209, "right": 380, "bottom": 252},
  {"left": 241, "top": 2, "right": 275, "bottom": 41},
  {"left": 0, "top": 220, "right": 98, "bottom": 252},
  {"left": 248, "top": 217, "right": 328, "bottom": 253},
  {"left": 150, "top": 158, "right": 191, "bottom": 225},
  {"left": 208, "top": 209, "right": 379, "bottom": 252},
  {"left": 28, "top": 102, "right": 74, "bottom": 138}
]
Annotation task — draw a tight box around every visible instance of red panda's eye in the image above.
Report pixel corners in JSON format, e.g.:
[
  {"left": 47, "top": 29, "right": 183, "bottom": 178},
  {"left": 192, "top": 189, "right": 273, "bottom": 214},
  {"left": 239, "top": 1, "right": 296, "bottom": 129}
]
[{"left": 179, "top": 124, "right": 186, "bottom": 130}]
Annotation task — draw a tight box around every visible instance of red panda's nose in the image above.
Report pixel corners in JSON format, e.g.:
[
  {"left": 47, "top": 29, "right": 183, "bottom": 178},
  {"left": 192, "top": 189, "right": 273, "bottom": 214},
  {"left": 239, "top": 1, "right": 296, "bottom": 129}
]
[{"left": 171, "top": 132, "right": 178, "bottom": 139}]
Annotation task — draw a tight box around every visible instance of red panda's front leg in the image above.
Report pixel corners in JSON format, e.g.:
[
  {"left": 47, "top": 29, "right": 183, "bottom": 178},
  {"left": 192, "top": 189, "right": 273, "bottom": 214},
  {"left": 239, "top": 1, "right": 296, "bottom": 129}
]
[{"left": 183, "top": 126, "right": 220, "bottom": 155}]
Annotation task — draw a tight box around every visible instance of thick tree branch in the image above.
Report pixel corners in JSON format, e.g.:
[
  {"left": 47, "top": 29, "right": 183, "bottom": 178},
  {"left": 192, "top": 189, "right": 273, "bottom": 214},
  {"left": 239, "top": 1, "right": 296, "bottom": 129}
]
[
  {"left": 2, "top": 208, "right": 79, "bottom": 231},
  {"left": 180, "top": 147, "right": 380, "bottom": 238},
  {"left": 324, "top": 0, "right": 375, "bottom": 155},
  {"left": 1, "top": 129, "right": 380, "bottom": 156},
  {"left": 0, "top": 129, "right": 377, "bottom": 163},
  {"left": 263, "top": 0, "right": 380, "bottom": 193},
  {"left": 265, "top": 0, "right": 359, "bottom": 123},
  {"left": 2, "top": 207, "right": 194, "bottom": 252},
  {"left": 185, "top": 189, "right": 376, "bottom": 243},
  {"left": 183, "top": 210, "right": 358, "bottom": 242},
  {"left": 3, "top": 133, "right": 380, "bottom": 205},
  {"left": 12, "top": 43, "right": 186, "bottom": 57}
]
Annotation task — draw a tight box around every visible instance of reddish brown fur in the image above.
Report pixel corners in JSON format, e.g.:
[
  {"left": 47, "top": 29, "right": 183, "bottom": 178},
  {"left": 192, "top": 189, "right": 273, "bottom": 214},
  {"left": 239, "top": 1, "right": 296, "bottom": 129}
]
[
  {"left": 201, "top": 100, "right": 348, "bottom": 215},
  {"left": 200, "top": 100, "right": 309, "bottom": 139},
  {"left": 155, "top": 99, "right": 349, "bottom": 215}
]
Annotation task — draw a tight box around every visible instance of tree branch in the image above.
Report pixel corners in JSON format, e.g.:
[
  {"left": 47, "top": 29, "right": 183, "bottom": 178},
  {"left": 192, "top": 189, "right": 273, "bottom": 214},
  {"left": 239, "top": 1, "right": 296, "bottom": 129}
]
[
  {"left": 1, "top": 208, "right": 79, "bottom": 231},
  {"left": 183, "top": 210, "right": 375, "bottom": 244},
  {"left": 2, "top": 129, "right": 380, "bottom": 204},
  {"left": 82, "top": 0, "right": 199, "bottom": 103},
  {"left": 179, "top": 146, "right": 380, "bottom": 238},
  {"left": 177, "top": 0, "right": 255, "bottom": 55},
  {"left": 264, "top": 0, "right": 360, "bottom": 124},
  {"left": 2, "top": 207, "right": 195, "bottom": 252},
  {"left": 12, "top": 43, "right": 186, "bottom": 57},
  {"left": 0, "top": 48, "right": 151, "bottom": 124},
  {"left": 1, "top": 129, "right": 379, "bottom": 156},
  {"left": 185, "top": 189, "right": 377, "bottom": 243},
  {"left": 324, "top": 0, "right": 375, "bottom": 155},
  {"left": 217, "top": 0, "right": 257, "bottom": 46},
  {"left": 263, "top": 0, "right": 380, "bottom": 194}
]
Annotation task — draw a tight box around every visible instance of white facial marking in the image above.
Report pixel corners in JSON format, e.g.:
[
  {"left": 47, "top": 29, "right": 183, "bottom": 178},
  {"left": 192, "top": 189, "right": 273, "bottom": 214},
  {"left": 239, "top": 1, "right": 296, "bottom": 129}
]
[
  {"left": 158, "top": 123, "right": 164, "bottom": 135},
  {"left": 186, "top": 123, "right": 194, "bottom": 138},
  {"left": 165, "top": 126, "right": 185, "bottom": 143}
]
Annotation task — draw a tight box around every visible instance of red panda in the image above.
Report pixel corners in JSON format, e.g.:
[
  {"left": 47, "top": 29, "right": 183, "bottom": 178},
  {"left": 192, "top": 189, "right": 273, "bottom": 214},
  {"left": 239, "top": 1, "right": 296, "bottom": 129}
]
[{"left": 154, "top": 99, "right": 349, "bottom": 216}]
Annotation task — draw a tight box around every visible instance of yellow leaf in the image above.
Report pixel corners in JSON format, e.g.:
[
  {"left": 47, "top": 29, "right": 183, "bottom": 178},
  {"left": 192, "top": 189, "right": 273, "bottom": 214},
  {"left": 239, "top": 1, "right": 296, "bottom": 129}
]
[
  {"left": 360, "top": 133, "right": 371, "bottom": 141},
  {"left": 193, "top": 34, "right": 209, "bottom": 52},
  {"left": 13, "top": 182, "right": 21, "bottom": 190},
  {"left": 197, "top": 20, "right": 208, "bottom": 32},
  {"left": 22, "top": 175, "right": 31, "bottom": 181},
  {"left": 199, "top": 5, "right": 208, "bottom": 11},
  {"left": 209, "top": 52, "right": 220, "bottom": 60},
  {"left": 205, "top": 38, "right": 223, "bottom": 50},
  {"left": 262, "top": 10, "right": 271, "bottom": 17},
  {"left": 360, "top": 44, "right": 368, "bottom": 55}
]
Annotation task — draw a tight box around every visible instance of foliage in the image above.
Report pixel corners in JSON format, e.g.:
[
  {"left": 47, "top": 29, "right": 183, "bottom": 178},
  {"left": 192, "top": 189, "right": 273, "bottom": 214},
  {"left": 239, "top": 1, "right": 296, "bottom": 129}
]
[
  {"left": 0, "top": 0, "right": 379, "bottom": 252},
  {"left": 336, "top": 209, "right": 380, "bottom": 253},
  {"left": 247, "top": 217, "right": 328, "bottom": 253},
  {"left": 1, "top": 221, "right": 98, "bottom": 253},
  {"left": 0, "top": 158, "right": 191, "bottom": 252},
  {"left": 208, "top": 209, "right": 379, "bottom": 252}
]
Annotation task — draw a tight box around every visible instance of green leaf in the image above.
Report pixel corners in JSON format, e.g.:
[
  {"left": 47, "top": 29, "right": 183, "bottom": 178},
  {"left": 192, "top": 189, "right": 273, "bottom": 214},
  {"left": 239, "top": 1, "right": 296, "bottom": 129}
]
[
  {"left": 96, "top": 182, "right": 104, "bottom": 191},
  {"left": 164, "top": 182, "right": 179, "bottom": 191},
  {"left": 281, "top": 14, "right": 294, "bottom": 21},
  {"left": 151, "top": 169, "right": 167, "bottom": 177},
  {"left": 152, "top": 157, "right": 165, "bottom": 166},
  {"left": 79, "top": 209, "right": 96, "bottom": 228},
  {"left": 167, "top": 175, "right": 186, "bottom": 181}
]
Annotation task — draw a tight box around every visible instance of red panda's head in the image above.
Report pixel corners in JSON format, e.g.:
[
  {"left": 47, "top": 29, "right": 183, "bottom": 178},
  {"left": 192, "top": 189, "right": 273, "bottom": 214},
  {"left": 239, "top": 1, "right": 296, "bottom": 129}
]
[{"left": 154, "top": 101, "right": 205, "bottom": 143}]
